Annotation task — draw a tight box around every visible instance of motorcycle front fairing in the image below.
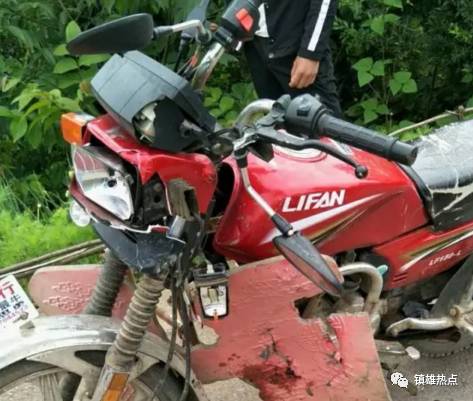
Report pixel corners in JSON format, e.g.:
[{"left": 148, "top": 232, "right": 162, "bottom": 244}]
[
  {"left": 70, "top": 114, "right": 217, "bottom": 273},
  {"left": 80, "top": 114, "right": 217, "bottom": 215},
  {"left": 91, "top": 51, "right": 216, "bottom": 153}
]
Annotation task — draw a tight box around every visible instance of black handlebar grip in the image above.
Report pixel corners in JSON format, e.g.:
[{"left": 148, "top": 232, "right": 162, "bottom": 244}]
[
  {"left": 318, "top": 114, "right": 418, "bottom": 165},
  {"left": 284, "top": 94, "right": 418, "bottom": 166}
]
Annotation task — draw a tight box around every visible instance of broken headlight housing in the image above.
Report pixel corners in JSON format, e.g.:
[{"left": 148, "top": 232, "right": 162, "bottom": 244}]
[{"left": 72, "top": 145, "right": 134, "bottom": 221}]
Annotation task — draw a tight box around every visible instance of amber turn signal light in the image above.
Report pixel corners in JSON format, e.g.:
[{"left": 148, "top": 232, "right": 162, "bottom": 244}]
[
  {"left": 101, "top": 373, "right": 129, "bottom": 401},
  {"left": 60, "top": 113, "right": 94, "bottom": 145}
]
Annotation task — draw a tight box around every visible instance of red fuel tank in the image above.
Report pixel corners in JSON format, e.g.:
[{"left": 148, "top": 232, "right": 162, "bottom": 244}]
[{"left": 213, "top": 142, "right": 429, "bottom": 262}]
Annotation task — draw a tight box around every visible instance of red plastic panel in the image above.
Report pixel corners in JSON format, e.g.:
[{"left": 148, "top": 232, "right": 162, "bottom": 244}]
[
  {"left": 375, "top": 220, "right": 473, "bottom": 289},
  {"left": 28, "top": 259, "right": 389, "bottom": 401},
  {"left": 28, "top": 265, "right": 133, "bottom": 316},
  {"left": 191, "top": 257, "right": 390, "bottom": 401}
]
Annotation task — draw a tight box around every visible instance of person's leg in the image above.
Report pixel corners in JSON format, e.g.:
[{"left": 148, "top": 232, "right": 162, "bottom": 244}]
[
  {"left": 244, "top": 39, "right": 285, "bottom": 100},
  {"left": 267, "top": 51, "right": 343, "bottom": 117},
  {"left": 309, "top": 52, "right": 343, "bottom": 118}
]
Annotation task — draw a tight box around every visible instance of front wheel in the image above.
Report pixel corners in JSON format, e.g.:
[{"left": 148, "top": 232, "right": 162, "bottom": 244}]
[
  {"left": 0, "top": 316, "right": 205, "bottom": 401},
  {"left": 0, "top": 351, "right": 182, "bottom": 401}
]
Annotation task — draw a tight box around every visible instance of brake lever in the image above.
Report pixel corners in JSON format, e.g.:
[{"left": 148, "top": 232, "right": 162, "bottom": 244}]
[{"left": 237, "top": 126, "right": 369, "bottom": 179}]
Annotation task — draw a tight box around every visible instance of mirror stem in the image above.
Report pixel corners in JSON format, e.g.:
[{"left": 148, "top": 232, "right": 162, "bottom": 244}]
[{"left": 237, "top": 152, "right": 294, "bottom": 236}]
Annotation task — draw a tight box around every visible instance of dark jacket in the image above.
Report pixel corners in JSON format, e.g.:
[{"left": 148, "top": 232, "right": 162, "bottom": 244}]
[{"left": 261, "top": 0, "right": 337, "bottom": 60}]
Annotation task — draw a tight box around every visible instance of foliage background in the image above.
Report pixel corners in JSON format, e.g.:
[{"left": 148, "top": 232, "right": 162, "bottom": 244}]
[{"left": 0, "top": 0, "right": 472, "bottom": 263}]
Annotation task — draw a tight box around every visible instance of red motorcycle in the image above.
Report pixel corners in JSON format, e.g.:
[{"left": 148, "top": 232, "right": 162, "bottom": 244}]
[{"left": 2, "top": 1, "right": 473, "bottom": 401}]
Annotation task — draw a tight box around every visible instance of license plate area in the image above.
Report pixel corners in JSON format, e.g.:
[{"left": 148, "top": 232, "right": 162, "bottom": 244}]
[{"left": 0, "top": 275, "right": 38, "bottom": 330}]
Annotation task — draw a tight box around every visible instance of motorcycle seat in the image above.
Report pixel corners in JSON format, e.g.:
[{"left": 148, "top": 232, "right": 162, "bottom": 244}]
[{"left": 402, "top": 119, "right": 473, "bottom": 230}]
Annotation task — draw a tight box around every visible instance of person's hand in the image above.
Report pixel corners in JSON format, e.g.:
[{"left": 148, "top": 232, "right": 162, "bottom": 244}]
[{"left": 289, "top": 57, "right": 320, "bottom": 89}]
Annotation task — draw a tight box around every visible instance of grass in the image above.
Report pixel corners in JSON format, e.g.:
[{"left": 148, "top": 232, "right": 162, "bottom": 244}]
[{"left": 0, "top": 207, "right": 96, "bottom": 268}]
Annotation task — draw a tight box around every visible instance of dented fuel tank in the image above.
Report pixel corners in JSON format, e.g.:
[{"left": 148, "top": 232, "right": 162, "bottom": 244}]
[{"left": 213, "top": 142, "right": 428, "bottom": 262}]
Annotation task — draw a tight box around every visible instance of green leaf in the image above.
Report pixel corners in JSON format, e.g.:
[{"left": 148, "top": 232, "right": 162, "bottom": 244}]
[
  {"left": 467, "top": 96, "right": 473, "bottom": 108},
  {"left": 399, "top": 120, "right": 415, "bottom": 128},
  {"left": 48, "top": 89, "right": 61, "bottom": 99},
  {"left": 56, "top": 97, "right": 82, "bottom": 112},
  {"left": 10, "top": 117, "right": 28, "bottom": 141},
  {"left": 53, "top": 58, "right": 79, "bottom": 74},
  {"left": 361, "top": 98, "right": 378, "bottom": 110},
  {"left": 384, "top": 13, "right": 400, "bottom": 24},
  {"left": 389, "top": 78, "right": 402, "bottom": 95},
  {"left": 210, "top": 108, "right": 225, "bottom": 118},
  {"left": 357, "top": 71, "right": 374, "bottom": 87},
  {"left": 402, "top": 79, "right": 418, "bottom": 93},
  {"left": 206, "top": 87, "right": 222, "bottom": 104},
  {"left": 7, "top": 26, "right": 35, "bottom": 50},
  {"left": 25, "top": 100, "right": 50, "bottom": 116},
  {"left": 2, "top": 77, "right": 20, "bottom": 92},
  {"left": 364, "top": 109, "right": 378, "bottom": 124},
  {"left": 370, "top": 16, "right": 385, "bottom": 35},
  {"left": 79, "top": 54, "right": 110, "bottom": 66},
  {"left": 376, "top": 104, "right": 390, "bottom": 115},
  {"left": 382, "top": 0, "right": 403, "bottom": 9},
  {"left": 401, "top": 131, "right": 421, "bottom": 142},
  {"left": 26, "top": 127, "right": 43, "bottom": 149},
  {"left": 56, "top": 72, "right": 83, "bottom": 90},
  {"left": 462, "top": 74, "right": 473, "bottom": 84},
  {"left": 66, "top": 21, "right": 81, "bottom": 42},
  {"left": 219, "top": 96, "right": 235, "bottom": 112},
  {"left": 13, "top": 88, "right": 39, "bottom": 111},
  {"left": 224, "top": 111, "right": 239, "bottom": 124},
  {"left": 353, "top": 57, "right": 374, "bottom": 72},
  {"left": 204, "top": 98, "right": 217, "bottom": 107},
  {"left": 371, "top": 61, "right": 385, "bottom": 77},
  {"left": 53, "top": 44, "right": 69, "bottom": 56},
  {"left": 0, "top": 106, "right": 15, "bottom": 118},
  {"left": 394, "top": 71, "right": 412, "bottom": 84}
]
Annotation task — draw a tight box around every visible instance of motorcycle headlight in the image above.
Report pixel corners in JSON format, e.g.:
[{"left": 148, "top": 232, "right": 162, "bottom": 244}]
[
  {"left": 72, "top": 146, "right": 134, "bottom": 220},
  {"left": 134, "top": 103, "right": 157, "bottom": 142}
]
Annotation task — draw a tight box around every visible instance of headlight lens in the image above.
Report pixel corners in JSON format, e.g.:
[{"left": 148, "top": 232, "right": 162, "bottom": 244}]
[
  {"left": 134, "top": 103, "right": 157, "bottom": 142},
  {"left": 72, "top": 146, "right": 134, "bottom": 220},
  {"left": 69, "top": 199, "right": 91, "bottom": 227}
]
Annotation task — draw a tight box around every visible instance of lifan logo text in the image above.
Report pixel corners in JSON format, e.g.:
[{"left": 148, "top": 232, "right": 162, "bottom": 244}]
[{"left": 282, "top": 190, "right": 346, "bottom": 213}]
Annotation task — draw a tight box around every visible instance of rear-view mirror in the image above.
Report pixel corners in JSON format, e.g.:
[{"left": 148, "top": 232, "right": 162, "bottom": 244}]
[
  {"left": 67, "top": 14, "right": 155, "bottom": 56},
  {"left": 274, "top": 233, "right": 344, "bottom": 297},
  {"left": 182, "top": 0, "right": 211, "bottom": 40}
]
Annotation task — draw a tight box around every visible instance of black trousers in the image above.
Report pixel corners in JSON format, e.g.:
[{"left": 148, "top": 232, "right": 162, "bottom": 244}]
[{"left": 244, "top": 38, "right": 342, "bottom": 118}]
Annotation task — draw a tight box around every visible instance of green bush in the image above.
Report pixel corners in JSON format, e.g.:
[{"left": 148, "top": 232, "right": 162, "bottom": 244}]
[
  {"left": 334, "top": 0, "right": 473, "bottom": 129},
  {"left": 0, "top": 207, "right": 95, "bottom": 267},
  {"left": 1, "top": 0, "right": 472, "bottom": 211},
  {"left": 0, "top": 0, "right": 200, "bottom": 211}
]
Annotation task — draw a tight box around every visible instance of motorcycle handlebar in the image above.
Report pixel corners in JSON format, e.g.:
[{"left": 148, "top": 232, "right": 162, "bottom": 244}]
[
  {"left": 285, "top": 95, "right": 418, "bottom": 166},
  {"left": 317, "top": 114, "right": 418, "bottom": 165}
]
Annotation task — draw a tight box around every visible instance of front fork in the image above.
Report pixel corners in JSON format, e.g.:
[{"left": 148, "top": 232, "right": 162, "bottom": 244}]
[
  {"left": 90, "top": 274, "right": 164, "bottom": 401},
  {"left": 61, "top": 250, "right": 165, "bottom": 401}
]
